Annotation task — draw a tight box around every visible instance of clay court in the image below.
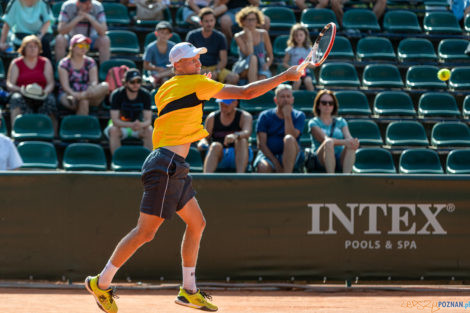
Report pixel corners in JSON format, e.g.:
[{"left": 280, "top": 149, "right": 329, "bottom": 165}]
[{"left": 1, "top": 283, "right": 470, "bottom": 313}]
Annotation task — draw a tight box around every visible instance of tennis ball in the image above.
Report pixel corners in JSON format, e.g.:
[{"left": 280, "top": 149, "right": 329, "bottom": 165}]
[{"left": 437, "top": 68, "right": 451, "bottom": 81}]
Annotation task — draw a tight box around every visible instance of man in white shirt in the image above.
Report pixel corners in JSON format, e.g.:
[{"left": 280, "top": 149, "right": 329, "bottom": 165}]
[{"left": 0, "top": 117, "right": 23, "bottom": 170}]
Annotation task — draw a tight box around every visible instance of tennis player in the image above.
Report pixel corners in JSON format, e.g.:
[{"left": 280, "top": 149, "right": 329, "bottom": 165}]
[{"left": 85, "top": 42, "right": 302, "bottom": 313}]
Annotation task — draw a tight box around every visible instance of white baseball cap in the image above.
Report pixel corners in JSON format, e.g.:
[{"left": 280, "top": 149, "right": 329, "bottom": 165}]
[{"left": 168, "top": 42, "right": 207, "bottom": 67}]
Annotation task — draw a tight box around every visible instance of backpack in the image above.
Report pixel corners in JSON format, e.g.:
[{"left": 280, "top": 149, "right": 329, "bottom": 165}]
[{"left": 105, "top": 65, "right": 129, "bottom": 93}]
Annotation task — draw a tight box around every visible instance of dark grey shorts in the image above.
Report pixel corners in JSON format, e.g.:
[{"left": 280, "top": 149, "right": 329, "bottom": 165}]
[{"left": 140, "top": 147, "right": 196, "bottom": 219}]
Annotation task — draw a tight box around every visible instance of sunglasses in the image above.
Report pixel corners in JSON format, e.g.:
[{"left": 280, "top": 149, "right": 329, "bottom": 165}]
[
  {"left": 129, "top": 79, "right": 142, "bottom": 84},
  {"left": 75, "top": 43, "right": 89, "bottom": 49},
  {"left": 320, "top": 100, "right": 334, "bottom": 106}
]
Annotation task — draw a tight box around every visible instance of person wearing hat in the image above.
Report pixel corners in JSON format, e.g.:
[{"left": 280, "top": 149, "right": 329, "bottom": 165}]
[
  {"left": 6, "top": 35, "right": 58, "bottom": 133},
  {"left": 85, "top": 42, "right": 301, "bottom": 313},
  {"left": 105, "top": 68, "right": 153, "bottom": 155},
  {"left": 54, "top": 0, "right": 110, "bottom": 64},
  {"left": 143, "top": 21, "right": 175, "bottom": 88},
  {"left": 197, "top": 98, "right": 253, "bottom": 172},
  {"left": 58, "top": 34, "right": 109, "bottom": 115}
]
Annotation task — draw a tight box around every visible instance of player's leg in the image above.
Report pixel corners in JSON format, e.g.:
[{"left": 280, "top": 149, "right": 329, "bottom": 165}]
[
  {"left": 281, "top": 134, "right": 300, "bottom": 173},
  {"left": 204, "top": 142, "right": 224, "bottom": 173}
]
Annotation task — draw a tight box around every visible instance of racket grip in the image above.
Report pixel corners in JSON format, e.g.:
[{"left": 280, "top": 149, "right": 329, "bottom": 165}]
[{"left": 297, "top": 62, "right": 308, "bottom": 73}]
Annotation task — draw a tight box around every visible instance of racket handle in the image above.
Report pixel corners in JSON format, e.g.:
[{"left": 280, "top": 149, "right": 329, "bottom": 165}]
[{"left": 297, "top": 62, "right": 308, "bottom": 73}]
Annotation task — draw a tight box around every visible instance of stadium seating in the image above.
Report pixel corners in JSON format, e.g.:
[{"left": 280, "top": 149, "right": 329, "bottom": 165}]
[
  {"left": 406, "top": 65, "right": 447, "bottom": 89},
  {"left": 385, "top": 121, "right": 429, "bottom": 147},
  {"left": 59, "top": 115, "right": 102, "bottom": 141},
  {"left": 136, "top": 7, "right": 173, "bottom": 26},
  {"left": 240, "top": 91, "right": 275, "bottom": 114},
  {"left": 463, "top": 95, "right": 470, "bottom": 118},
  {"left": 300, "top": 123, "right": 311, "bottom": 147},
  {"left": 373, "top": 91, "right": 416, "bottom": 117},
  {"left": 98, "top": 59, "right": 137, "bottom": 81},
  {"left": 62, "top": 143, "right": 107, "bottom": 171},
  {"left": 446, "top": 149, "right": 470, "bottom": 174},
  {"left": 186, "top": 146, "right": 203, "bottom": 172},
  {"left": 0, "top": 57, "right": 5, "bottom": 80},
  {"left": 0, "top": 114, "right": 6, "bottom": 135},
  {"left": 438, "top": 39, "right": 470, "bottom": 63},
  {"left": 449, "top": 67, "right": 470, "bottom": 90},
  {"left": 292, "top": 90, "right": 316, "bottom": 114},
  {"left": 397, "top": 38, "right": 437, "bottom": 63},
  {"left": 262, "top": 7, "right": 296, "bottom": 34},
  {"left": 335, "top": 90, "right": 371, "bottom": 115},
  {"left": 328, "top": 36, "right": 354, "bottom": 60},
  {"left": 111, "top": 146, "right": 151, "bottom": 171},
  {"left": 431, "top": 122, "right": 470, "bottom": 147},
  {"left": 250, "top": 119, "right": 257, "bottom": 145},
  {"left": 418, "top": 92, "right": 460, "bottom": 118},
  {"left": 272, "top": 35, "right": 289, "bottom": 59},
  {"left": 17, "top": 141, "right": 58, "bottom": 169},
  {"left": 356, "top": 37, "right": 396, "bottom": 61},
  {"left": 352, "top": 148, "right": 396, "bottom": 173},
  {"left": 319, "top": 63, "right": 360, "bottom": 87},
  {"left": 362, "top": 64, "right": 404, "bottom": 88},
  {"left": 102, "top": 3, "right": 130, "bottom": 26},
  {"left": 382, "top": 10, "right": 422, "bottom": 33},
  {"left": 342, "top": 9, "right": 381, "bottom": 31},
  {"left": 12, "top": 114, "right": 54, "bottom": 141},
  {"left": 423, "top": 12, "right": 462, "bottom": 34},
  {"left": 465, "top": 14, "right": 470, "bottom": 32},
  {"left": 300, "top": 8, "right": 338, "bottom": 30},
  {"left": 347, "top": 119, "right": 383, "bottom": 146},
  {"left": 144, "top": 32, "right": 182, "bottom": 48},
  {"left": 107, "top": 30, "right": 140, "bottom": 54},
  {"left": 399, "top": 149, "right": 444, "bottom": 174}
]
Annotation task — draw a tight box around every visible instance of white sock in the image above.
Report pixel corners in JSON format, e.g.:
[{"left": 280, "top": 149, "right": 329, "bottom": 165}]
[
  {"left": 182, "top": 266, "right": 197, "bottom": 293},
  {"left": 98, "top": 261, "right": 119, "bottom": 290}
]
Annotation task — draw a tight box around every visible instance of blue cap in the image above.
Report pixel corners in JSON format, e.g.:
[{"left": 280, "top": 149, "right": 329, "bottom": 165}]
[{"left": 216, "top": 99, "right": 236, "bottom": 104}]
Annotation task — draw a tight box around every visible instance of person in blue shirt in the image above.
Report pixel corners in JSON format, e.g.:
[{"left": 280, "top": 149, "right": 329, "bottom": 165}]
[
  {"left": 308, "top": 89, "right": 359, "bottom": 173},
  {"left": 254, "top": 84, "right": 305, "bottom": 173}
]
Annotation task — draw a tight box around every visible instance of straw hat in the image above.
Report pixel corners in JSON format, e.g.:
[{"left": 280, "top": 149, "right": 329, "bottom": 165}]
[{"left": 21, "top": 83, "right": 47, "bottom": 100}]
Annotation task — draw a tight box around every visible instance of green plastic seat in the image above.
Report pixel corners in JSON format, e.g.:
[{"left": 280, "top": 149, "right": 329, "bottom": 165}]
[
  {"left": 418, "top": 92, "right": 460, "bottom": 118},
  {"left": 292, "top": 90, "right": 316, "bottom": 114},
  {"left": 0, "top": 114, "right": 6, "bottom": 135},
  {"left": 187, "top": 146, "right": 203, "bottom": 172},
  {"left": 63, "top": 143, "right": 107, "bottom": 171},
  {"left": 373, "top": 91, "right": 416, "bottom": 117},
  {"left": 449, "top": 67, "right": 470, "bottom": 90},
  {"left": 383, "top": 10, "right": 422, "bottom": 33},
  {"left": 300, "top": 8, "right": 338, "bottom": 30},
  {"left": 335, "top": 90, "right": 371, "bottom": 115},
  {"left": 0, "top": 56, "right": 5, "bottom": 80},
  {"left": 329, "top": 36, "right": 354, "bottom": 60},
  {"left": 59, "top": 115, "right": 102, "bottom": 141},
  {"left": 385, "top": 121, "right": 429, "bottom": 147},
  {"left": 107, "top": 30, "right": 140, "bottom": 54},
  {"left": 406, "top": 65, "right": 447, "bottom": 89},
  {"left": 103, "top": 3, "right": 130, "bottom": 25},
  {"left": 51, "top": 1, "right": 64, "bottom": 23},
  {"left": 136, "top": 7, "right": 173, "bottom": 26},
  {"left": 342, "top": 9, "right": 381, "bottom": 32},
  {"left": 446, "top": 149, "right": 470, "bottom": 174},
  {"left": 250, "top": 119, "right": 257, "bottom": 145},
  {"left": 319, "top": 62, "right": 360, "bottom": 87},
  {"left": 463, "top": 95, "right": 470, "bottom": 118},
  {"left": 111, "top": 146, "right": 150, "bottom": 171},
  {"left": 240, "top": 91, "right": 275, "bottom": 114},
  {"left": 465, "top": 14, "right": 470, "bottom": 32},
  {"left": 438, "top": 39, "right": 470, "bottom": 62},
  {"left": 230, "top": 38, "right": 239, "bottom": 58},
  {"left": 353, "top": 148, "right": 396, "bottom": 174},
  {"left": 175, "top": 6, "right": 195, "bottom": 32},
  {"left": 423, "top": 12, "right": 462, "bottom": 34},
  {"left": 348, "top": 119, "right": 383, "bottom": 146},
  {"left": 399, "top": 148, "right": 443, "bottom": 174},
  {"left": 300, "top": 122, "right": 310, "bottom": 147},
  {"left": 397, "top": 38, "right": 437, "bottom": 63},
  {"left": 356, "top": 37, "right": 396, "bottom": 61},
  {"left": 431, "top": 122, "right": 470, "bottom": 147},
  {"left": 17, "top": 141, "right": 58, "bottom": 169},
  {"left": 98, "top": 59, "right": 137, "bottom": 81},
  {"left": 272, "top": 35, "right": 289, "bottom": 59},
  {"left": 203, "top": 98, "right": 219, "bottom": 114},
  {"left": 12, "top": 114, "right": 54, "bottom": 141},
  {"left": 144, "top": 32, "right": 182, "bottom": 48},
  {"left": 262, "top": 7, "right": 296, "bottom": 34},
  {"left": 362, "top": 64, "right": 403, "bottom": 88}
]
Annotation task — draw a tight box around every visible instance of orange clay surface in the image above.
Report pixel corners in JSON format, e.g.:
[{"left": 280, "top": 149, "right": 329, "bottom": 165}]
[{"left": 1, "top": 285, "right": 470, "bottom": 313}]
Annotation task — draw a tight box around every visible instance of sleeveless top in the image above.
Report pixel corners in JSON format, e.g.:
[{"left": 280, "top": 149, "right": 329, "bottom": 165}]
[
  {"left": 212, "top": 109, "right": 242, "bottom": 147},
  {"left": 14, "top": 56, "right": 47, "bottom": 88}
]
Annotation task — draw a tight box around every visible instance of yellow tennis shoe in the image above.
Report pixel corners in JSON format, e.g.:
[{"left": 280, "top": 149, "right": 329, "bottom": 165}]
[
  {"left": 85, "top": 275, "right": 118, "bottom": 313},
  {"left": 175, "top": 287, "right": 218, "bottom": 311}
]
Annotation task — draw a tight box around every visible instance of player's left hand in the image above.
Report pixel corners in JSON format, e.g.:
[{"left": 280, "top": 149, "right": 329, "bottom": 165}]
[{"left": 204, "top": 72, "right": 212, "bottom": 79}]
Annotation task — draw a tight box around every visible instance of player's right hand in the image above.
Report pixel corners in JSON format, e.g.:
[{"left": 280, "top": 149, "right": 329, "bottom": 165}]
[{"left": 284, "top": 66, "right": 303, "bottom": 82}]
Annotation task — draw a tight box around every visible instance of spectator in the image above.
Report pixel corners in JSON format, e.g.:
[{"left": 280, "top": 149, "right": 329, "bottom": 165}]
[
  {"left": 283, "top": 23, "right": 314, "bottom": 91},
  {"left": 104, "top": 69, "right": 153, "bottom": 155},
  {"left": 143, "top": 21, "right": 175, "bottom": 88},
  {"left": 308, "top": 89, "right": 359, "bottom": 173},
  {"left": 334, "top": 0, "right": 386, "bottom": 26},
  {"left": 232, "top": 6, "right": 273, "bottom": 83},
  {"left": 198, "top": 99, "right": 252, "bottom": 172},
  {"left": 55, "top": 0, "right": 110, "bottom": 64},
  {"left": 186, "top": 8, "right": 239, "bottom": 84},
  {"left": 0, "top": 123, "right": 23, "bottom": 170},
  {"left": 58, "top": 34, "right": 109, "bottom": 115},
  {"left": 135, "top": 0, "right": 167, "bottom": 21},
  {"left": 182, "top": 0, "right": 227, "bottom": 26},
  {"left": 0, "top": 0, "right": 54, "bottom": 60},
  {"left": 451, "top": 0, "right": 470, "bottom": 21},
  {"left": 6, "top": 35, "right": 57, "bottom": 132},
  {"left": 254, "top": 84, "right": 305, "bottom": 173}
]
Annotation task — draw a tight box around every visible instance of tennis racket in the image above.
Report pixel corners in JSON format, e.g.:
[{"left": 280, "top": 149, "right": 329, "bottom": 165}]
[{"left": 297, "top": 22, "right": 337, "bottom": 74}]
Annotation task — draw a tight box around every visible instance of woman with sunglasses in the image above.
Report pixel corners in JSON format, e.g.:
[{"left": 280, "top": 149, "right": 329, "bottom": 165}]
[
  {"left": 58, "top": 34, "right": 109, "bottom": 115},
  {"left": 309, "top": 89, "right": 359, "bottom": 173}
]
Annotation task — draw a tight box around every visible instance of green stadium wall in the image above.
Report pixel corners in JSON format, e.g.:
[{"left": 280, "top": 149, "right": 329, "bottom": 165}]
[{"left": 1, "top": 172, "right": 470, "bottom": 281}]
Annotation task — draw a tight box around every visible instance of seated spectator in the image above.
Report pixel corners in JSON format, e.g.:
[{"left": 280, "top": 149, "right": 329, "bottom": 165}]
[
  {"left": 0, "top": 119, "right": 23, "bottom": 170},
  {"left": 198, "top": 99, "right": 252, "bottom": 172},
  {"left": 58, "top": 34, "right": 109, "bottom": 115},
  {"left": 283, "top": 23, "right": 314, "bottom": 91},
  {"left": 143, "top": 21, "right": 175, "bottom": 88},
  {"left": 254, "top": 84, "right": 305, "bottom": 173},
  {"left": 186, "top": 8, "right": 239, "bottom": 84},
  {"left": 451, "top": 0, "right": 470, "bottom": 21},
  {"left": 55, "top": 0, "right": 110, "bottom": 64},
  {"left": 232, "top": 6, "right": 273, "bottom": 83},
  {"left": 308, "top": 89, "right": 359, "bottom": 173},
  {"left": 135, "top": 0, "right": 167, "bottom": 21},
  {"left": 6, "top": 35, "right": 57, "bottom": 132},
  {"left": 104, "top": 69, "right": 153, "bottom": 155},
  {"left": 182, "top": 0, "right": 227, "bottom": 26},
  {"left": 0, "top": 0, "right": 54, "bottom": 60}
]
